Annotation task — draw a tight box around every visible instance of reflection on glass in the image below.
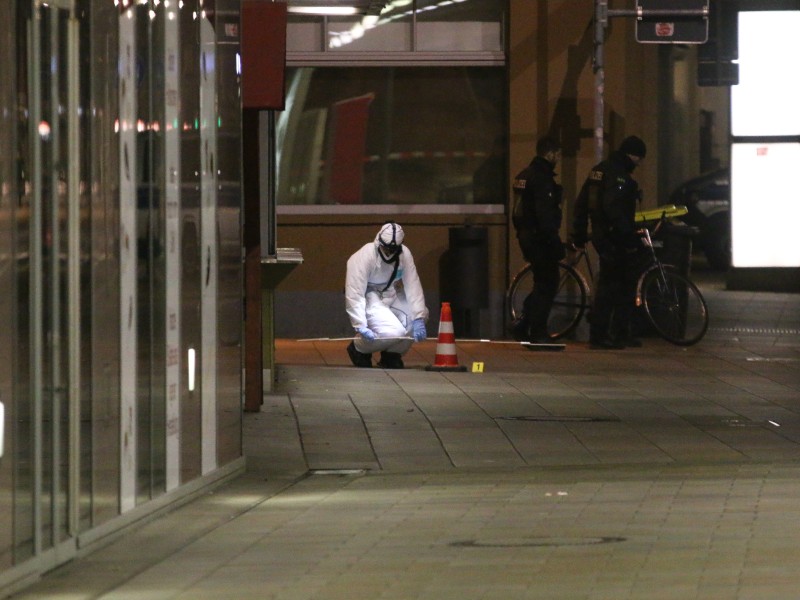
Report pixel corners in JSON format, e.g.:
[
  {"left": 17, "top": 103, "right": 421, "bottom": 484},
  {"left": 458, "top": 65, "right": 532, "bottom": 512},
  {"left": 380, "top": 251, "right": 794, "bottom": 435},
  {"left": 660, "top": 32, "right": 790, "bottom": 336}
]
[
  {"left": 180, "top": 0, "right": 202, "bottom": 484},
  {"left": 215, "top": 0, "right": 244, "bottom": 468},
  {"left": 327, "top": 13, "right": 412, "bottom": 51},
  {"left": 1, "top": 0, "right": 245, "bottom": 578},
  {"left": 278, "top": 66, "right": 506, "bottom": 206},
  {"left": 8, "top": 0, "right": 34, "bottom": 563},
  {"left": 86, "top": 0, "right": 122, "bottom": 530}
]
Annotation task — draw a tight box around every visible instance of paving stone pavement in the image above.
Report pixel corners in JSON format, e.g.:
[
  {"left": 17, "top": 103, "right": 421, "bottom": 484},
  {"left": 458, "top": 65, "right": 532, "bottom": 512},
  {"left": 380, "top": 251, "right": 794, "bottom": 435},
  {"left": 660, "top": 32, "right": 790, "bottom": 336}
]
[{"left": 12, "top": 283, "right": 800, "bottom": 599}]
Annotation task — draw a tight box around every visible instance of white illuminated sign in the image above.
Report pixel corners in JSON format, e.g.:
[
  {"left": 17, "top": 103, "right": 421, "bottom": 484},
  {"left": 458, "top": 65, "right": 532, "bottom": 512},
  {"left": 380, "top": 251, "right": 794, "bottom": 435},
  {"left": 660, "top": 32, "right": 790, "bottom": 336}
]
[
  {"left": 731, "top": 11, "right": 800, "bottom": 136},
  {"left": 730, "top": 10, "right": 800, "bottom": 271},
  {"left": 731, "top": 143, "right": 800, "bottom": 268}
]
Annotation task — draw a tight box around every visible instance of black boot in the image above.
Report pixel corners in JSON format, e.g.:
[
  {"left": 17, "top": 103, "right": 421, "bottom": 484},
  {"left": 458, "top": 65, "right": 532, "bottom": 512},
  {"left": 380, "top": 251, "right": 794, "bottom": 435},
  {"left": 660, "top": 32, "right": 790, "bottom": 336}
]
[
  {"left": 528, "top": 329, "right": 552, "bottom": 344},
  {"left": 510, "top": 317, "right": 530, "bottom": 342},
  {"left": 377, "top": 351, "right": 404, "bottom": 369},
  {"left": 347, "top": 341, "right": 373, "bottom": 368}
]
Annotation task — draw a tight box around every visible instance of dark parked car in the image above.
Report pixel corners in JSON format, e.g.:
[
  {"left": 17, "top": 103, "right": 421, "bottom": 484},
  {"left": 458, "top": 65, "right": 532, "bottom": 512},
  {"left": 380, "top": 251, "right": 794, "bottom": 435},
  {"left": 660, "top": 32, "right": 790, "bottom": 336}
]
[{"left": 669, "top": 167, "right": 730, "bottom": 269}]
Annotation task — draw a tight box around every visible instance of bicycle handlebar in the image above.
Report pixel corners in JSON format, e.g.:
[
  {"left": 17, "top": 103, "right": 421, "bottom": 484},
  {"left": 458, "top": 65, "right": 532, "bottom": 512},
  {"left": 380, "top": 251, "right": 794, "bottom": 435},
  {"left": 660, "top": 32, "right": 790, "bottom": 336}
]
[{"left": 640, "top": 227, "right": 654, "bottom": 249}]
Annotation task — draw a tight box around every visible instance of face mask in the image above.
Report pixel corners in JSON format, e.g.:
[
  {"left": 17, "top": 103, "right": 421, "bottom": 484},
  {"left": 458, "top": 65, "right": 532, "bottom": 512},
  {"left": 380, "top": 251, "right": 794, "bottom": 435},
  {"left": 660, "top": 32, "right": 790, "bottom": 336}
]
[{"left": 379, "top": 243, "right": 400, "bottom": 261}]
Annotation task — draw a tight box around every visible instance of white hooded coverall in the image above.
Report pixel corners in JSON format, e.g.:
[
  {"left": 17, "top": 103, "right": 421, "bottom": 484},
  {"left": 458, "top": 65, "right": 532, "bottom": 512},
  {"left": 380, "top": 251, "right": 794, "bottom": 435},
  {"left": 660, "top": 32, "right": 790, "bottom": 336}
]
[{"left": 345, "top": 232, "right": 428, "bottom": 355}]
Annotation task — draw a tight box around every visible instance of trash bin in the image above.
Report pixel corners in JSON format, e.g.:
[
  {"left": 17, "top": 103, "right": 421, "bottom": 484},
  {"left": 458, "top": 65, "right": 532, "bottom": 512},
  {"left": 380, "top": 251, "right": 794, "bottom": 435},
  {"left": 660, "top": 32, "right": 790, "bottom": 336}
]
[
  {"left": 653, "top": 221, "right": 698, "bottom": 278},
  {"left": 441, "top": 227, "right": 488, "bottom": 338}
]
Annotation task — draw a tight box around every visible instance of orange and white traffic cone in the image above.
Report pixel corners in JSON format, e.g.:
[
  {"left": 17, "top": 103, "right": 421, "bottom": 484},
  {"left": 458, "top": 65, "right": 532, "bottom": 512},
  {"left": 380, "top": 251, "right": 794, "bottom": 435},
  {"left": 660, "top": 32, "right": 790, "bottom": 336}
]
[{"left": 425, "top": 302, "right": 467, "bottom": 372}]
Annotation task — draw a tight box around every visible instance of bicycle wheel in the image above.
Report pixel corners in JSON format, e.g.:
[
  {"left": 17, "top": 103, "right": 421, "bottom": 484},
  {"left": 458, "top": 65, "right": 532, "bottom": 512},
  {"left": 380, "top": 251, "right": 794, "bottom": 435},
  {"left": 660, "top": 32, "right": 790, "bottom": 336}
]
[
  {"left": 640, "top": 267, "right": 709, "bottom": 346},
  {"left": 507, "top": 262, "right": 588, "bottom": 340}
]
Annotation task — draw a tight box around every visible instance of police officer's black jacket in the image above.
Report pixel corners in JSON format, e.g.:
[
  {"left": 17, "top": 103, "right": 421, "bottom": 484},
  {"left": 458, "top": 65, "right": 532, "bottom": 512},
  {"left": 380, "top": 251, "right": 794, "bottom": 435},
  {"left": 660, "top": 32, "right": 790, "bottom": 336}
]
[
  {"left": 512, "top": 156, "right": 563, "bottom": 248},
  {"left": 571, "top": 150, "right": 641, "bottom": 250}
]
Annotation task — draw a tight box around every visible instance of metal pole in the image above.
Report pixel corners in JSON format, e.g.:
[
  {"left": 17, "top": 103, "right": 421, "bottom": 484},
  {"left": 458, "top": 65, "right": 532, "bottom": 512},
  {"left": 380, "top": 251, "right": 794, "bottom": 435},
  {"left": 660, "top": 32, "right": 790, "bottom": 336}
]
[
  {"left": 608, "top": 7, "right": 709, "bottom": 18},
  {"left": 594, "top": 0, "right": 607, "bottom": 164},
  {"left": 593, "top": 1, "right": 709, "bottom": 164}
]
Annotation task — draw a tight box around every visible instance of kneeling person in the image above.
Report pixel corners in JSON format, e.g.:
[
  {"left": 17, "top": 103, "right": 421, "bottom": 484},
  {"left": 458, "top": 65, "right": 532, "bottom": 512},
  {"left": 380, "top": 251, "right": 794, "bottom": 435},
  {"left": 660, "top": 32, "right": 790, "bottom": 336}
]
[{"left": 345, "top": 222, "right": 429, "bottom": 369}]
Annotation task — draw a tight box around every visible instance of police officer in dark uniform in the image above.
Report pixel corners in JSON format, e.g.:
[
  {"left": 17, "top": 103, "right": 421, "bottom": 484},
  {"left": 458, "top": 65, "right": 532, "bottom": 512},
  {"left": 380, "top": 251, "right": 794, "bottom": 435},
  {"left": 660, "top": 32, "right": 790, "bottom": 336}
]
[
  {"left": 571, "top": 135, "right": 647, "bottom": 349},
  {"left": 511, "top": 136, "right": 564, "bottom": 343}
]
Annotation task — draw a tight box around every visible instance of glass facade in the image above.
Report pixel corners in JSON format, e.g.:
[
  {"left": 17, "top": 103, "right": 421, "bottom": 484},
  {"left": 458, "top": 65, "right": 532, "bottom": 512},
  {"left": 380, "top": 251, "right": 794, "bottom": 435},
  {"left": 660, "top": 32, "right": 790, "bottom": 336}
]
[
  {"left": 282, "top": 0, "right": 508, "bottom": 208},
  {"left": 278, "top": 66, "right": 507, "bottom": 206},
  {"left": 0, "top": 0, "right": 244, "bottom": 584}
]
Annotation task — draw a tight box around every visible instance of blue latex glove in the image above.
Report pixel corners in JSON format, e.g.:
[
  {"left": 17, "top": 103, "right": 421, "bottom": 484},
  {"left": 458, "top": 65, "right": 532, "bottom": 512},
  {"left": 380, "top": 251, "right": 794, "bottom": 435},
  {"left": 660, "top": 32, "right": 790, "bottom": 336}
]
[
  {"left": 412, "top": 318, "right": 427, "bottom": 342},
  {"left": 357, "top": 327, "right": 376, "bottom": 342}
]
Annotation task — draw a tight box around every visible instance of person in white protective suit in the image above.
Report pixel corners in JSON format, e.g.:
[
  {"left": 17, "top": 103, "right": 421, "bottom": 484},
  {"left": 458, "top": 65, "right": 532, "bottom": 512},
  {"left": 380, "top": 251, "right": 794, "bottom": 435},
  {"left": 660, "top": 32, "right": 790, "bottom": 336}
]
[{"left": 345, "top": 222, "right": 429, "bottom": 369}]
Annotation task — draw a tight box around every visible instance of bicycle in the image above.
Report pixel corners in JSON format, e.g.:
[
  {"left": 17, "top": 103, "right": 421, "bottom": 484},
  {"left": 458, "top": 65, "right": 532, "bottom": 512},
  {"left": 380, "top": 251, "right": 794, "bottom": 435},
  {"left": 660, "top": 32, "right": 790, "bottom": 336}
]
[
  {"left": 507, "top": 207, "right": 709, "bottom": 346},
  {"left": 507, "top": 245, "right": 592, "bottom": 342}
]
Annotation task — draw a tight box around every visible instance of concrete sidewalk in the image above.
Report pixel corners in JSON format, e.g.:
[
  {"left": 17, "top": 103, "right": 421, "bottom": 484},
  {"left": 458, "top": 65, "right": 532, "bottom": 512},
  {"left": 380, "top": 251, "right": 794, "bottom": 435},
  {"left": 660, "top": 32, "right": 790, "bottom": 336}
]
[{"left": 13, "top": 286, "right": 800, "bottom": 599}]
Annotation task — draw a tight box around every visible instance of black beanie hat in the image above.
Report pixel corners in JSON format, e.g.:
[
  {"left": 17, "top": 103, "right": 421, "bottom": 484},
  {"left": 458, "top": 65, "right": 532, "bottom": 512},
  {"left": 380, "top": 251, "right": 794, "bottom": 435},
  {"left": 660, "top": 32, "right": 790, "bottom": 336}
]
[{"left": 619, "top": 135, "right": 647, "bottom": 158}]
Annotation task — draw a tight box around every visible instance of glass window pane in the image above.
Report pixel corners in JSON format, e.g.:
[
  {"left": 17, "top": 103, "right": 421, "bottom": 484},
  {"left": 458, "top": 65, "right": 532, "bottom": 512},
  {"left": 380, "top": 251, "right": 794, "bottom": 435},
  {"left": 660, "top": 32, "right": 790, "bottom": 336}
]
[
  {"left": 215, "top": 0, "right": 244, "bottom": 467},
  {"left": 278, "top": 66, "right": 506, "bottom": 206},
  {"left": 0, "top": 0, "right": 12, "bottom": 566},
  {"left": 415, "top": 0, "right": 505, "bottom": 52},
  {"left": 180, "top": 0, "right": 202, "bottom": 484},
  {"left": 85, "top": 0, "right": 122, "bottom": 529}
]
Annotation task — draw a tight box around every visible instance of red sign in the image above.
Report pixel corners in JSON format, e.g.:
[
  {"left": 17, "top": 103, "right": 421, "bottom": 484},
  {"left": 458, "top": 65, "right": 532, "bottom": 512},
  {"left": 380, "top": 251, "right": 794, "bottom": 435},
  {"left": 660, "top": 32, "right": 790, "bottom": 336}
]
[
  {"left": 655, "top": 22, "right": 675, "bottom": 37},
  {"left": 636, "top": 0, "right": 708, "bottom": 44}
]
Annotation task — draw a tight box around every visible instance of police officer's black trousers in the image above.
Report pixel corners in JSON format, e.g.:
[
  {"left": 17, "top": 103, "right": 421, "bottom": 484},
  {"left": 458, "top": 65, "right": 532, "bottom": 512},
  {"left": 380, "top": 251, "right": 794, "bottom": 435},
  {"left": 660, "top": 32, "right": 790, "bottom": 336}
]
[
  {"left": 591, "top": 247, "right": 638, "bottom": 342},
  {"left": 522, "top": 244, "right": 560, "bottom": 338}
]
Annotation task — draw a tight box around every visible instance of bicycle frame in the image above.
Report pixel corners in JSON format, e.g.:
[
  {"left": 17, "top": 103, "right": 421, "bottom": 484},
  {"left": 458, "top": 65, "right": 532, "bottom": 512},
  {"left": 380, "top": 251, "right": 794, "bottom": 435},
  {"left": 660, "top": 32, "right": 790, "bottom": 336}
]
[
  {"left": 632, "top": 216, "right": 709, "bottom": 345},
  {"left": 635, "top": 228, "right": 661, "bottom": 307},
  {"left": 564, "top": 246, "right": 594, "bottom": 289}
]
